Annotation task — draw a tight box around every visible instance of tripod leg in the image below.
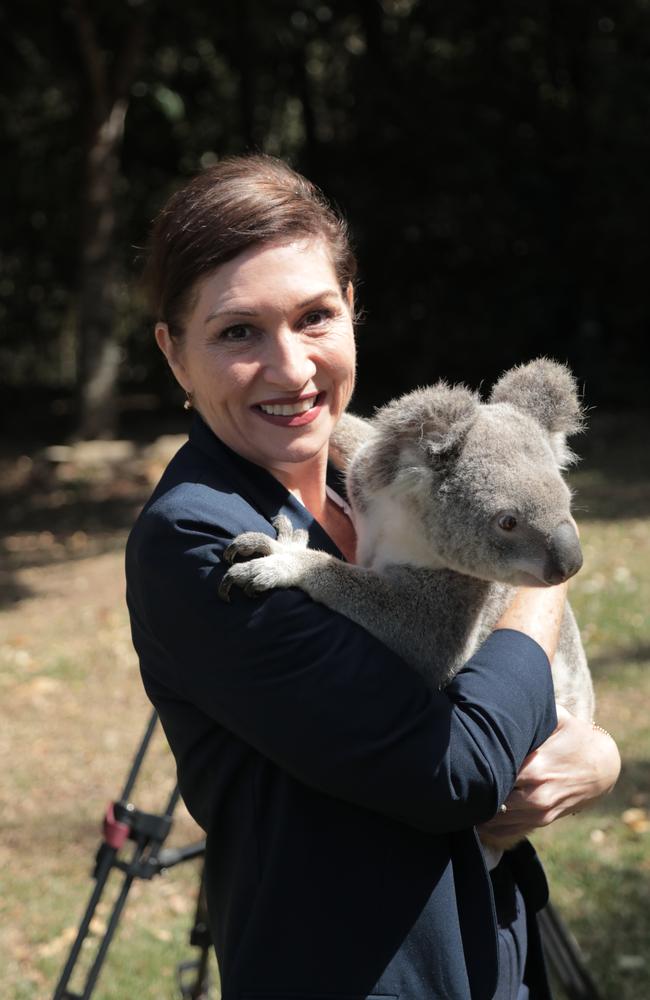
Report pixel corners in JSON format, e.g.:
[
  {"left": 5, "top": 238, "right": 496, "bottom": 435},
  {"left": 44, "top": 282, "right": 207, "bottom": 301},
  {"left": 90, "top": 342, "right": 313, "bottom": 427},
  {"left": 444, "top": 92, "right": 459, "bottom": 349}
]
[
  {"left": 52, "top": 846, "right": 118, "bottom": 1000},
  {"left": 539, "top": 901, "right": 603, "bottom": 1000},
  {"left": 177, "top": 864, "right": 214, "bottom": 1000},
  {"left": 52, "top": 712, "right": 167, "bottom": 1000},
  {"left": 52, "top": 710, "right": 204, "bottom": 1000},
  {"left": 81, "top": 870, "right": 137, "bottom": 999},
  {"left": 121, "top": 710, "right": 158, "bottom": 802}
]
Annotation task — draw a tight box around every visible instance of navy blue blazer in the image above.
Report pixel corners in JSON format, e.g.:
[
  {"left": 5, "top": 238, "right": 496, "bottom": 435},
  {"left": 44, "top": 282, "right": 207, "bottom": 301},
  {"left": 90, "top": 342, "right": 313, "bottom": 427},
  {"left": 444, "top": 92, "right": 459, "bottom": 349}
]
[{"left": 126, "top": 414, "right": 558, "bottom": 1000}]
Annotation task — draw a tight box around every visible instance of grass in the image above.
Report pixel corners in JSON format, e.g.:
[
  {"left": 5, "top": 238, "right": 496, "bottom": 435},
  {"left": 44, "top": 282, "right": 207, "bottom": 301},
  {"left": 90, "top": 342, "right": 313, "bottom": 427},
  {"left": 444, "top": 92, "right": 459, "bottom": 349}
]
[
  {"left": 1, "top": 414, "right": 649, "bottom": 999},
  {"left": 533, "top": 435, "right": 650, "bottom": 998}
]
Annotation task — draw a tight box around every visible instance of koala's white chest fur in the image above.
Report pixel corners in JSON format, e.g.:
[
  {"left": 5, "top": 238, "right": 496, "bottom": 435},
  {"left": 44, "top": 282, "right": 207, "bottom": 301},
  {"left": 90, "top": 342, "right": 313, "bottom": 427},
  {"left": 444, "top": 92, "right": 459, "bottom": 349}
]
[{"left": 357, "top": 485, "right": 445, "bottom": 572}]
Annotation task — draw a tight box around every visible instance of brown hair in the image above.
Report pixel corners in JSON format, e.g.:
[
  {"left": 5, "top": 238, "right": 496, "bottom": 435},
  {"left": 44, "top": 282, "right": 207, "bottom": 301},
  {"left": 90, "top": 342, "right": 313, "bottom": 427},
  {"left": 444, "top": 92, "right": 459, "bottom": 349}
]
[{"left": 145, "top": 155, "right": 357, "bottom": 339}]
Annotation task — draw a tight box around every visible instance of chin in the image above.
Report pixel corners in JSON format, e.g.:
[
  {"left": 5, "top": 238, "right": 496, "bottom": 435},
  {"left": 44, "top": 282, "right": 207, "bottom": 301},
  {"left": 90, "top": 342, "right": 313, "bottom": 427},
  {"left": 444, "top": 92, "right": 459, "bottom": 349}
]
[{"left": 258, "top": 437, "right": 329, "bottom": 469}]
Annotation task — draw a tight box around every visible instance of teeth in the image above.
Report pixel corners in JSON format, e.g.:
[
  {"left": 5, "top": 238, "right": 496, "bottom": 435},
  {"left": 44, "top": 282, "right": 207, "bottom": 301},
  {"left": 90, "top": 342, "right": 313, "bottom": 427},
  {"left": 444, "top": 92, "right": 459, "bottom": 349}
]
[{"left": 259, "top": 398, "right": 317, "bottom": 416}]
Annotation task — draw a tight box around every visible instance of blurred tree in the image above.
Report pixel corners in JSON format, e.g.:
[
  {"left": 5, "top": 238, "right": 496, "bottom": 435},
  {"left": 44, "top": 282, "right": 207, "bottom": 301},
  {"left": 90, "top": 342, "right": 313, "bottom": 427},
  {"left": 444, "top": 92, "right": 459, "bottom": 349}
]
[
  {"left": 1, "top": 0, "right": 648, "bottom": 439},
  {"left": 70, "top": 0, "right": 148, "bottom": 438}
]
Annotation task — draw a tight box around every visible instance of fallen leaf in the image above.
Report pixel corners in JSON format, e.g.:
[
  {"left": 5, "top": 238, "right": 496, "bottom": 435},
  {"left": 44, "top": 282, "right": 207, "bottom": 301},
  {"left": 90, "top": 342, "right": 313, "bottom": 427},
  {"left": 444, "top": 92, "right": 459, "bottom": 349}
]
[
  {"left": 621, "top": 807, "right": 650, "bottom": 833},
  {"left": 168, "top": 892, "right": 192, "bottom": 915},
  {"left": 37, "top": 926, "right": 77, "bottom": 958},
  {"left": 152, "top": 928, "right": 173, "bottom": 942},
  {"left": 89, "top": 916, "right": 107, "bottom": 937}
]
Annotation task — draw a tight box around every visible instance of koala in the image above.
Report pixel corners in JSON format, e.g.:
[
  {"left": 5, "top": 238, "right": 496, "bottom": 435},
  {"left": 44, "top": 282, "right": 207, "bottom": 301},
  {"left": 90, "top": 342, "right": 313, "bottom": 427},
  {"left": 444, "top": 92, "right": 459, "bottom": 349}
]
[{"left": 219, "top": 358, "right": 595, "bottom": 723}]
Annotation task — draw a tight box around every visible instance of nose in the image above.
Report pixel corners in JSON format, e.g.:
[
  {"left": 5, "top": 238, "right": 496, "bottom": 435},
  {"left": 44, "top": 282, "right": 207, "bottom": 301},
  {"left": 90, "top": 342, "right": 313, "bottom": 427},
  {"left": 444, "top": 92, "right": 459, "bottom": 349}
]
[
  {"left": 543, "top": 521, "right": 583, "bottom": 584},
  {"left": 263, "top": 328, "right": 317, "bottom": 388}
]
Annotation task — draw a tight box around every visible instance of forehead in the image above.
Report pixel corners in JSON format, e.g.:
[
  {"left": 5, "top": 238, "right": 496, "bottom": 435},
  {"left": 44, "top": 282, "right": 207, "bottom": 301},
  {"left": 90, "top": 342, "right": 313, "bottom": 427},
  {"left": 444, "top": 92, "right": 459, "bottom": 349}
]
[{"left": 190, "top": 238, "right": 340, "bottom": 319}]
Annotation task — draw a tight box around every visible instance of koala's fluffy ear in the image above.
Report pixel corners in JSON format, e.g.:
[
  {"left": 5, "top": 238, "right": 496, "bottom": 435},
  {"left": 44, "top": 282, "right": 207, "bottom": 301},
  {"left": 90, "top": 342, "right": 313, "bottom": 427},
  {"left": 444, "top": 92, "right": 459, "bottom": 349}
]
[
  {"left": 489, "top": 358, "right": 585, "bottom": 466},
  {"left": 368, "top": 383, "right": 479, "bottom": 489}
]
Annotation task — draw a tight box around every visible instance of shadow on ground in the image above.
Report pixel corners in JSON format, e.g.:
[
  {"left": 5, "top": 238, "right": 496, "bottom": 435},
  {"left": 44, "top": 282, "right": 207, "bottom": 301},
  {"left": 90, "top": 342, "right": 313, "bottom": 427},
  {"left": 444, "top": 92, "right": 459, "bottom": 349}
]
[
  {"left": 0, "top": 431, "right": 185, "bottom": 609},
  {"left": 570, "top": 411, "right": 650, "bottom": 521},
  {"left": 589, "top": 643, "right": 650, "bottom": 678},
  {"left": 1, "top": 410, "right": 648, "bottom": 610}
]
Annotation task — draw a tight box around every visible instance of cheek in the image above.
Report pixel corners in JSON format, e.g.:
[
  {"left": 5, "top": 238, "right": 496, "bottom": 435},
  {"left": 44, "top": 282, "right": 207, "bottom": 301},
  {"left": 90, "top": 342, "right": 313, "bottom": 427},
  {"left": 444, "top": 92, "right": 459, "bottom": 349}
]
[
  {"left": 326, "top": 329, "right": 356, "bottom": 382},
  {"left": 199, "top": 358, "right": 256, "bottom": 401},
  {"left": 327, "top": 358, "right": 355, "bottom": 405}
]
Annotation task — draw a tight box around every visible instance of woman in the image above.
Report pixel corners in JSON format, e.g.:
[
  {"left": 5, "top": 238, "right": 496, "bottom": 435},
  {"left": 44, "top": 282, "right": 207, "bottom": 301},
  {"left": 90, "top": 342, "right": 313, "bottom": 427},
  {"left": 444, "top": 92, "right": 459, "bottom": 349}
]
[{"left": 126, "top": 155, "right": 620, "bottom": 1000}]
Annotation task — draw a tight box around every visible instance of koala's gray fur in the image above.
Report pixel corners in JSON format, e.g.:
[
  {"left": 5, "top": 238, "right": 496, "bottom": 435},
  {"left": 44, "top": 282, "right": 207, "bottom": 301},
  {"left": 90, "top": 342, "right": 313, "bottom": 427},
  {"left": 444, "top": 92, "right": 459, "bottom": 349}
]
[{"left": 220, "top": 358, "right": 594, "bottom": 723}]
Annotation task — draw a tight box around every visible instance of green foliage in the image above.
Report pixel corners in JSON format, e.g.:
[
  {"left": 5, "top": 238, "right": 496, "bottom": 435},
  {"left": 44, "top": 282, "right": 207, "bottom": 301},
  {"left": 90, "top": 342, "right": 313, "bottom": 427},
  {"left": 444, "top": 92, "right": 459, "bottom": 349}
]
[{"left": 1, "top": 1, "right": 649, "bottom": 422}]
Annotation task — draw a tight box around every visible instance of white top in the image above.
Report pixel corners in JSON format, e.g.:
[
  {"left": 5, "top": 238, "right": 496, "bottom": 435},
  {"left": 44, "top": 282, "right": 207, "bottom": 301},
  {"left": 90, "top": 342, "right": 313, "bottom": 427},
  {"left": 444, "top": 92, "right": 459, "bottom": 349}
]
[{"left": 326, "top": 484, "right": 354, "bottom": 520}]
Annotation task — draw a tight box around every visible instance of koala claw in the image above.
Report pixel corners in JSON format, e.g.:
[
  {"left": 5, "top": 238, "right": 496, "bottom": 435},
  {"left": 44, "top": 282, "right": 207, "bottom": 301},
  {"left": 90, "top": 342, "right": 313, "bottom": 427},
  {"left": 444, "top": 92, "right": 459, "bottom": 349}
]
[
  {"left": 219, "top": 553, "right": 301, "bottom": 602},
  {"left": 271, "top": 514, "right": 308, "bottom": 548},
  {"left": 219, "top": 561, "right": 266, "bottom": 602},
  {"left": 217, "top": 572, "right": 235, "bottom": 603},
  {"left": 219, "top": 517, "right": 309, "bottom": 602},
  {"left": 223, "top": 531, "right": 276, "bottom": 565}
]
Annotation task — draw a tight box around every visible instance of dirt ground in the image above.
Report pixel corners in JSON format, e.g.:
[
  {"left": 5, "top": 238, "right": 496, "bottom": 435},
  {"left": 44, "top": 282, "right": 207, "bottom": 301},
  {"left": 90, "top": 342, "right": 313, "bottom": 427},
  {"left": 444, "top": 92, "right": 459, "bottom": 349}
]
[{"left": 0, "top": 433, "right": 209, "bottom": 998}]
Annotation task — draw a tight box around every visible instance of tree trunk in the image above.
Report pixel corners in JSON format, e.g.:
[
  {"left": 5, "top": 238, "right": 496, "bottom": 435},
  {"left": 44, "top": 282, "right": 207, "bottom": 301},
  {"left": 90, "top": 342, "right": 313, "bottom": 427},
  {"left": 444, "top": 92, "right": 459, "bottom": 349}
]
[
  {"left": 76, "top": 100, "right": 126, "bottom": 439},
  {"left": 70, "top": 1, "right": 146, "bottom": 440}
]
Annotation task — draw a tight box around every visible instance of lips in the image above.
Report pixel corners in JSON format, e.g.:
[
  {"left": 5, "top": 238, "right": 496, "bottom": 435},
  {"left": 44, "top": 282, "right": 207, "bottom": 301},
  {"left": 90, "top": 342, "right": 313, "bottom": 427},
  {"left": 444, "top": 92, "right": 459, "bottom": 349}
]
[{"left": 252, "top": 392, "right": 324, "bottom": 427}]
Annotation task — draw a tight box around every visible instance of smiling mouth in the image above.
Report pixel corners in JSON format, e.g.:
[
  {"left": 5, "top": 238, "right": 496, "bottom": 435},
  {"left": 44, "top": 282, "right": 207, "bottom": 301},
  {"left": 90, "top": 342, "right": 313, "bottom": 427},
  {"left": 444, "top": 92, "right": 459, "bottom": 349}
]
[{"left": 254, "top": 393, "right": 322, "bottom": 417}]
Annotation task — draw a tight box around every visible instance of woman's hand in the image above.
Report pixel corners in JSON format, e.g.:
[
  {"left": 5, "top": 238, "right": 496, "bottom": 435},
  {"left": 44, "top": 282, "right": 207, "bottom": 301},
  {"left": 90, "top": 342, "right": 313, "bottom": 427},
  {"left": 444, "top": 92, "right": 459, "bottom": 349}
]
[{"left": 478, "top": 705, "right": 621, "bottom": 844}]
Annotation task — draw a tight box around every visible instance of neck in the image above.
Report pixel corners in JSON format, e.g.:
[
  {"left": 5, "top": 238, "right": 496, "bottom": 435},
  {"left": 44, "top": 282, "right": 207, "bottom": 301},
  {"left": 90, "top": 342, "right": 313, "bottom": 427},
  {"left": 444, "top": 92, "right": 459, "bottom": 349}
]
[{"left": 267, "top": 449, "right": 329, "bottom": 520}]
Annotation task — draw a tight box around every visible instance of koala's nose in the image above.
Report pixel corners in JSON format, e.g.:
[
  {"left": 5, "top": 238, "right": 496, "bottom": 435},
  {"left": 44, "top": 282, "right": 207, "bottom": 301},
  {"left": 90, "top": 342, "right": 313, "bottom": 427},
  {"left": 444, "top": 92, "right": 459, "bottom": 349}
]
[{"left": 544, "top": 521, "right": 583, "bottom": 584}]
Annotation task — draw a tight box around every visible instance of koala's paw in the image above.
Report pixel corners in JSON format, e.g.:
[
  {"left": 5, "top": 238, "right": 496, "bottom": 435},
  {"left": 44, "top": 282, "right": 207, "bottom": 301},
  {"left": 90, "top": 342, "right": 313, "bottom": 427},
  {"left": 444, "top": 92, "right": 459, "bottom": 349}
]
[
  {"left": 223, "top": 515, "right": 308, "bottom": 566},
  {"left": 223, "top": 531, "right": 277, "bottom": 565},
  {"left": 219, "top": 552, "right": 306, "bottom": 602},
  {"left": 219, "top": 515, "right": 309, "bottom": 601}
]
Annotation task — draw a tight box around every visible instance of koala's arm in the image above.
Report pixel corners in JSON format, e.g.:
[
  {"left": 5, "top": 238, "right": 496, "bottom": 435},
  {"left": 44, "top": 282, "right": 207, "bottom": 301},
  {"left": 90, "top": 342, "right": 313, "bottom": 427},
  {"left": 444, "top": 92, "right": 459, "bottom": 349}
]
[
  {"left": 220, "top": 519, "right": 478, "bottom": 689},
  {"left": 328, "top": 411, "right": 376, "bottom": 471}
]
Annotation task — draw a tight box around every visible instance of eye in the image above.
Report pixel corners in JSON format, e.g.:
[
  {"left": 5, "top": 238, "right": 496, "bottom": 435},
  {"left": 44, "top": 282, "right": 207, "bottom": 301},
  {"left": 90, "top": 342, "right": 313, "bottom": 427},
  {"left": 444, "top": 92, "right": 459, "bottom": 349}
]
[
  {"left": 497, "top": 513, "right": 518, "bottom": 532},
  {"left": 219, "top": 324, "right": 254, "bottom": 342},
  {"left": 300, "top": 308, "right": 333, "bottom": 329}
]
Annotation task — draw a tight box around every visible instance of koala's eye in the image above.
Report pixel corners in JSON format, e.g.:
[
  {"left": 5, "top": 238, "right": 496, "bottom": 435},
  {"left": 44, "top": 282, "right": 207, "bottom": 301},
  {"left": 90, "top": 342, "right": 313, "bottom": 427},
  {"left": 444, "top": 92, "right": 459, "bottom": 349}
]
[{"left": 498, "top": 513, "right": 518, "bottom": 532}]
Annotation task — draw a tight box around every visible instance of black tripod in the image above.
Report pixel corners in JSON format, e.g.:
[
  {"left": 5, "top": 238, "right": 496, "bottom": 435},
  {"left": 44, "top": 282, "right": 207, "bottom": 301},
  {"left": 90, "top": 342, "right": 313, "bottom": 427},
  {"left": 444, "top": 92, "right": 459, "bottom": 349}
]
[
  {"left": 52, "top": 710, "right": 213, "bottom": 1000},
  {"left": 52, "top": 710, "right": 603, "bottom": 1000},
  {"left": 540, "top": 903, "right": 603, "bottom": 1000}
]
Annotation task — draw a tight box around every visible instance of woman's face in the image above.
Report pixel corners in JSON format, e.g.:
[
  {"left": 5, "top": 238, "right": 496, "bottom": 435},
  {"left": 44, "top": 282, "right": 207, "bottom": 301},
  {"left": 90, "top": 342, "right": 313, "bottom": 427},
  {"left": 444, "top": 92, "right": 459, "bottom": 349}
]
[{"left": 156, "top": 239, "right": 356, "bottom": 477}]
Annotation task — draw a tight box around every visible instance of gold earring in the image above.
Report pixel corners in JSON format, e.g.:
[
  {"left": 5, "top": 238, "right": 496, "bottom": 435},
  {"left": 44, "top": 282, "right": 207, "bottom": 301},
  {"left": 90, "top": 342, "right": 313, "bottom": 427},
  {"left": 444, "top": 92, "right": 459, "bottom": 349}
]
[{"left": 183, "top": 390, "right": 193, "bottom": 411}]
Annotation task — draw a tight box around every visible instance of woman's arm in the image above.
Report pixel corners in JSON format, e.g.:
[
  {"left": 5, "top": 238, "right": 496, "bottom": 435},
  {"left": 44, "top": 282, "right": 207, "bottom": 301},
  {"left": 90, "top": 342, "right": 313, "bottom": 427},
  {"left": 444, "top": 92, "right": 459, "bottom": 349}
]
[
  {"left": 480, "top": 565, "right": 621, "bottom": 840},
  {"left": 494, "top": 581, "right": 569, "bottom": 663},
  {"left": 478, "top": 706, "right": 621, "bottom": 842}
]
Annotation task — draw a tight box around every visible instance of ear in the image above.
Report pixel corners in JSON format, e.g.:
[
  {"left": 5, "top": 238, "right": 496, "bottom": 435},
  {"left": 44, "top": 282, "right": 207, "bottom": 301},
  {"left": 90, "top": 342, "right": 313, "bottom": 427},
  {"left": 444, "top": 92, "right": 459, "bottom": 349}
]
[
  {"left": 489, "top": 358, "right": 585, "bottom": 466},
  {"left": 155, "top": 323, "right": 191, "bottom": 393},
  {"left": 367, "top": 382, "right": 478, "bottom": 489},
  {"left": 377, "top": 381, "right": 477, "bottom": 442}
]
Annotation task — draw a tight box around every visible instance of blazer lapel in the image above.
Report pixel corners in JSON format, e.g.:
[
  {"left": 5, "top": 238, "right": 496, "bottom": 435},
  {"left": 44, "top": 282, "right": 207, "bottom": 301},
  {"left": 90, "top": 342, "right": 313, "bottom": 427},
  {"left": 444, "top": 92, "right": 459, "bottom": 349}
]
[{"left": 189, "top": 413, "right": 346, "bottom": 560}]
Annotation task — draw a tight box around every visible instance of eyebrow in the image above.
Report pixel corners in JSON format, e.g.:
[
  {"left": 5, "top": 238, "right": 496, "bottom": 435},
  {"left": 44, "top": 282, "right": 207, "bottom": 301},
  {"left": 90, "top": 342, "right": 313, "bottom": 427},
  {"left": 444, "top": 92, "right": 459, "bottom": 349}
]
[{"left": 204, "top": 290, "right": 340, "bottom": 325}]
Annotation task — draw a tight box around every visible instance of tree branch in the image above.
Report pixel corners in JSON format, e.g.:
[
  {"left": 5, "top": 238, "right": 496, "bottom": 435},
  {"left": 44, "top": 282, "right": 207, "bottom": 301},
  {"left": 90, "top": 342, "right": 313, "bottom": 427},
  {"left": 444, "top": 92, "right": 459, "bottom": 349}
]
[
  {"left": 113, "top": 4, "right": 148, "bottom": 102},
  {"left": 68, "top": 0, "right": 108, "bottom": 113}
]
